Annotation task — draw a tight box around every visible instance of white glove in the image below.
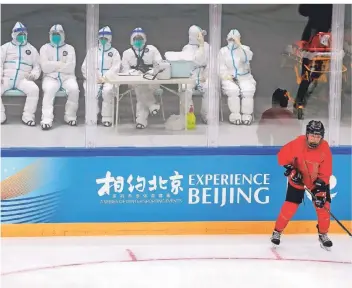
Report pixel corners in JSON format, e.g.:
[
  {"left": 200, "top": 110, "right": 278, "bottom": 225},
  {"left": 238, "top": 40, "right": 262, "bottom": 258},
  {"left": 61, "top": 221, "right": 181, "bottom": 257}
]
[
  {"left": 25, "top": 73, "right": 36, "bottom": 81},
  {"left": 222, "top": 75, "right": 233, "bottom": 81},
  {"left": 56, "top": 61, "right": 66, "bottom": 72},
  {"left": 97, "top": 76, "right": 105, "bottom": 84},
  {"left": 234, "top": 37, "right": 242, "bottom": 47}
]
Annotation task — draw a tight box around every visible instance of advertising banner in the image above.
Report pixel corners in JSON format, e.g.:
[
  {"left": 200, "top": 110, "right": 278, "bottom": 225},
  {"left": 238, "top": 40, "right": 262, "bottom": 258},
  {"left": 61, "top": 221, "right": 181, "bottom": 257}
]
[{"left": 1, "top": 155, "right": 351, "bottom": 224}]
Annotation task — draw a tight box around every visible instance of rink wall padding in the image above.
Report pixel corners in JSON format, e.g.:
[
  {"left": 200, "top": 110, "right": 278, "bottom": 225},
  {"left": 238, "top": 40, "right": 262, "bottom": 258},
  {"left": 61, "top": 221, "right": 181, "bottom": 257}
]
[
  {"left": 2, "top": 221, "right": 352, "bottom": 237},
  {"left": 1, "top": 146, "right": 351, "bottom": 237}
]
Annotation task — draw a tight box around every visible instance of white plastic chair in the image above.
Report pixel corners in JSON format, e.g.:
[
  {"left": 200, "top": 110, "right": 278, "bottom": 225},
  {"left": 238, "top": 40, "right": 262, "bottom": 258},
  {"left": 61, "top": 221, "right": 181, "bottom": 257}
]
[
  {"left": 3, "top": 88, "right": 67, "bottom": 98},
  {"left": 2, "top": 88, "right": 67, "bottom": 112}
]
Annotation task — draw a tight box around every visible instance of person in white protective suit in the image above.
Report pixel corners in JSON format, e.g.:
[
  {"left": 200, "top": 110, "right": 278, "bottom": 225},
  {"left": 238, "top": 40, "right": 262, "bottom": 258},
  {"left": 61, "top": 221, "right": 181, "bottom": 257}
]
[
  {"left": 182, "top": 25, "right": 210, "bottom": 123},
  {"left": 82, "top": 26, "right": 121, "bottom": 127},
  {"left": 121, "top": 27, "right": 163, "bottom": 129},
  {"left": 219, "top": 29, "right": 256, "bottom": 125},
  {"left": 1, "top": 22, "right": 41, "bottom": 126},
  {"left": 39, "top": 24, "right": 80, "bottom": 130}
]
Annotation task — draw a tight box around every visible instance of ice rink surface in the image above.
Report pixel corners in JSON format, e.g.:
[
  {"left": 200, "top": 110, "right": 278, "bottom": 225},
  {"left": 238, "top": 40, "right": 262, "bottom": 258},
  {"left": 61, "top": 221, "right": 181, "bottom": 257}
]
[{"left": 1, "top": 235, "right": 352, "bottom": 288}]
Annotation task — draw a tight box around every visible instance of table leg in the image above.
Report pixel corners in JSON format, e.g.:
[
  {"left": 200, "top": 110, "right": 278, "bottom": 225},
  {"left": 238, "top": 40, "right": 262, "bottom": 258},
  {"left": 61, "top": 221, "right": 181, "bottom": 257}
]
[
  {"left": 159, "top": 84, "right": 193, "bottom": 131},
  {"left": 183, "top": 88, "right": 192, "bottom": 131},
  {"left": 114, "top": 84, "right": 120, "bottom": 129}
]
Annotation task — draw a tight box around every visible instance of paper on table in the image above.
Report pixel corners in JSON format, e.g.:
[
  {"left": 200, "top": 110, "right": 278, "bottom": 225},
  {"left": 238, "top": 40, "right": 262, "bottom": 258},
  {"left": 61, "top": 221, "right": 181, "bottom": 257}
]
[
  {"left": 165, "top": 51, "right": 194, "bottom": 62},
  {"left": 118, "top": 69, "right": 143, "bottom": 76}
]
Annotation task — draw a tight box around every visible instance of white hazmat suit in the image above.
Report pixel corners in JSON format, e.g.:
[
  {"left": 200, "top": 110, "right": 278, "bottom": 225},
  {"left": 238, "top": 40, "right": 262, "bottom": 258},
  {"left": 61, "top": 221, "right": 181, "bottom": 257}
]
[
  {"left": 82, "top": 26, "right": 121, "bottom": 126},
  {"left": 121, "top": 28, "right": 162, "bottom": 129},
  {"left": 182, "top": 25, "right": 209, "bottom": 123},
  {"left": 40, "top": 24, "right": 79, "bottom": 130},
  {"left": 219, "top": 29, "right": 256, "bottom": 125},
  {"left": 1, "top": 22, "right": 41, "bottom": 125}
]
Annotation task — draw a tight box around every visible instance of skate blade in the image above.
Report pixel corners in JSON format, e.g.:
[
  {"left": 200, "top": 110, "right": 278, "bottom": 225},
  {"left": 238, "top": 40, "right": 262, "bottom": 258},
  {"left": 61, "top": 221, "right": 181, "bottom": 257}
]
[
  {"left": 320, "top": 243, "right": 331, "bottom": 251},
  {"left": 271, "top": 243, "right": 280, "bottom": 248}
]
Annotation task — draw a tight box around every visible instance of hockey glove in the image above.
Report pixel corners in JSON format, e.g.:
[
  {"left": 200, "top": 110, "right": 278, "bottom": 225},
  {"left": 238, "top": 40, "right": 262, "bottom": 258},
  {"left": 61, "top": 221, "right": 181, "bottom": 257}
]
[
  {"left": 284, "top": 164, "right": 303, "bottom": 185},
  {"left": 284, "top": 164, "right": 294, "bottom": 176},
  {"left": 312, "top": 178, "right": 327, "bottom": 208}
]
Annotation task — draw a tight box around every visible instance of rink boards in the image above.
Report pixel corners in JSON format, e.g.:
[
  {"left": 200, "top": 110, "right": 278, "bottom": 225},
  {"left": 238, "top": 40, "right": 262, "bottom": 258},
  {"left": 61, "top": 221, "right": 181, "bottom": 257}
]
[{"left": 1, "top": 146, "right": 351, "bottom": 237}]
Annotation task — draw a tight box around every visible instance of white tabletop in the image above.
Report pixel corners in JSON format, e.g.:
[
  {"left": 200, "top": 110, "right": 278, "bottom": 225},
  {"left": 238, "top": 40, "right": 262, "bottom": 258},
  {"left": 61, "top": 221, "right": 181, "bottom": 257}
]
[{"left": 106, "top": 75, "right": 196, "bottom": 85}]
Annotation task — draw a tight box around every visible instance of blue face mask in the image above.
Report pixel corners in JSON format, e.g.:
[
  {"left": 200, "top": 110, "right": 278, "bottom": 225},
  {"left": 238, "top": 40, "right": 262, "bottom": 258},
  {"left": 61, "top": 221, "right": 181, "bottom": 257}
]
[
  {"left": 16, "top": 34, "right": 27, "bottom": 44},
  {"left": 51, "top": 34, "right": 61, "bottom": 45},
  {"left": 133, "top": 39, "right": 144, "bottom": 49}
]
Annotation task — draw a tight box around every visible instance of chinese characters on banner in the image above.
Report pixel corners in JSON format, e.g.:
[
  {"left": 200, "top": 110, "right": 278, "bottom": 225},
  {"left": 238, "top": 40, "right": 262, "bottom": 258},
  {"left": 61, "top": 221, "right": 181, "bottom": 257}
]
[{"left": 96, "top": 171, "right": 184, "bottom": 205}]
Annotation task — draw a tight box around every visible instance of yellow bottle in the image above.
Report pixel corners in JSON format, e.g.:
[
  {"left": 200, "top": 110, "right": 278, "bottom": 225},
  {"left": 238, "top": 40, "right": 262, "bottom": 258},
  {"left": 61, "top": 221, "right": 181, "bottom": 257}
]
[{"left": 187, "top": 105, "right": 196, "bottom": 130}]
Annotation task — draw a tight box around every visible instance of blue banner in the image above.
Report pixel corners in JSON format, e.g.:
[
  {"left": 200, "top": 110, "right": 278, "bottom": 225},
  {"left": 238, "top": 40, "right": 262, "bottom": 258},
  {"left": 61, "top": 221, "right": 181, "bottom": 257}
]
[{"left": 1, "top": 154, "right": 351, "bottom": 223}]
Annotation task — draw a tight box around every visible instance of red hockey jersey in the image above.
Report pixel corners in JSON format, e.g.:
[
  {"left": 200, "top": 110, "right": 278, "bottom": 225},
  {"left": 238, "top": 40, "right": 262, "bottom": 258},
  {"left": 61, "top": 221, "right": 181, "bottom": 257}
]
[{"left": 278, "top": 135, "right": 332, "bottom": 189}]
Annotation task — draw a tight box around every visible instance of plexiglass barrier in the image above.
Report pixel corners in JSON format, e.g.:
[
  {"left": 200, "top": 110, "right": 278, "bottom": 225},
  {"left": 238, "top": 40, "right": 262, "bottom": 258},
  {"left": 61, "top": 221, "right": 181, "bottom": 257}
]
[
  {"left": 1, "top": 4, "right": 350, "bottom": 148},
  {"left": 341, "top": 4, "right": 352, "bottom": 144}
]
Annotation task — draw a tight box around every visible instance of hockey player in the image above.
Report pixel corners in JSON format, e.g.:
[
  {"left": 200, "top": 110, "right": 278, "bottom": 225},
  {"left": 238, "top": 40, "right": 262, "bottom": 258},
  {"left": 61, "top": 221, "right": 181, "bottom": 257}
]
[{"left": 271, "top": 120, "right": 333, "bottom": 250}]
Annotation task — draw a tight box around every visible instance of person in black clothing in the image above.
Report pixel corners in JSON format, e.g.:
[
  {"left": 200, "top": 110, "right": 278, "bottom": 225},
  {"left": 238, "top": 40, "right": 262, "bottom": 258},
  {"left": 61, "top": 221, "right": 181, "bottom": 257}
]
[
  {"left": 294, "top": 5, "right": 333, "bottom": 119},
  {"left": 299, "top": 4, "right": 332, "bottom": 41}
]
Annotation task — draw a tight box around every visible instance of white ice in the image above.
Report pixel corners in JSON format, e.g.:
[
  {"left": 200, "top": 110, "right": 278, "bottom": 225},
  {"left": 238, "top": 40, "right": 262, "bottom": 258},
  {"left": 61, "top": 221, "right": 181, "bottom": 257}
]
[{"left": 1, "top": 235, "right": 352, "bottom": 288}]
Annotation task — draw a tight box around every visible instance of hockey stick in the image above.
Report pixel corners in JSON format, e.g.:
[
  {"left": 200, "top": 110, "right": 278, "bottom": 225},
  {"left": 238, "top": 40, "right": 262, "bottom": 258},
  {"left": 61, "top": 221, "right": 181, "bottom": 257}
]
[{"left": 304, "top": 185, "right": 352, "bottom": 237}]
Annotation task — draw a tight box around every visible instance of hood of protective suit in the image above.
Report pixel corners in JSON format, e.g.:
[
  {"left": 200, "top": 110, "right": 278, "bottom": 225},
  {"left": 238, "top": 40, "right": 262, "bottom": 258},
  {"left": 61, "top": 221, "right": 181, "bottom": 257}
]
[
  {"left": 227, "top": 29, "right": 241, "bottom": 50},
  {"left": 130, "top": 27, "right": 147, "bottom": 50},
  {"left": 188, "top": 25, "right": 206, "bottom": 45},
  {"left": 49, "top": 24, "right": 66, "bottom": 47},
  {"left": 98, "top": 26, "right": 112, "bottom": 50},
  {"left": 12, "top": 22, "right": 28, "bottom": 46}
]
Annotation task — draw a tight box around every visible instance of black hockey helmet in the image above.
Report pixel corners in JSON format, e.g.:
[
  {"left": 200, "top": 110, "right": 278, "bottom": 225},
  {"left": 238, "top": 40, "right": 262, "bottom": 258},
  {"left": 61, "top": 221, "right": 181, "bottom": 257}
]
[
  {"left": 306, "top": 120, "right": 325, "bottom": 148},
  {"left": 272, "top": 88, "right": 289, "bottom": 108}
]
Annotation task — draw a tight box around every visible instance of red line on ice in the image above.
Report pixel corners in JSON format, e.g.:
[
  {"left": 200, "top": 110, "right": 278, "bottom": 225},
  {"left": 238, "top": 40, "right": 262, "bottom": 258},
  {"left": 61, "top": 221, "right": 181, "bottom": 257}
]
[
  {"left": 2, "top": 256, "right": 351, "bottom": 276},
  {"left": 270, "top": 247, "right": 283, "bottom": 260},
  {"left": 126, "top": 249, "right": 137, "bottom": 261}
]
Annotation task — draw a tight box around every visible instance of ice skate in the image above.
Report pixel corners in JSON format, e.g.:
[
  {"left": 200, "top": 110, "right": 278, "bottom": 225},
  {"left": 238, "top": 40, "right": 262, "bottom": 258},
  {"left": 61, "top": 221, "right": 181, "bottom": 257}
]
[
  {"left": 270, "top": 230, "right": 282, "bottom": 247},
  {"left": 319, "top": 233, "right": 332, "bottom": 251},
  {"left": 316, "top": 224, "right": 332, "bottom": 251}
]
